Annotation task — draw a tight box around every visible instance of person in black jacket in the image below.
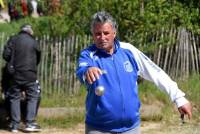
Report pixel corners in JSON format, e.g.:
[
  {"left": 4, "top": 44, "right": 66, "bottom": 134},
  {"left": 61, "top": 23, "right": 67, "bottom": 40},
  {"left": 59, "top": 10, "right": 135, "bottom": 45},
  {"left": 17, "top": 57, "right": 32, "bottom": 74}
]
[{"left": 2, "top": 24, "right": 41, "bottom": 133}]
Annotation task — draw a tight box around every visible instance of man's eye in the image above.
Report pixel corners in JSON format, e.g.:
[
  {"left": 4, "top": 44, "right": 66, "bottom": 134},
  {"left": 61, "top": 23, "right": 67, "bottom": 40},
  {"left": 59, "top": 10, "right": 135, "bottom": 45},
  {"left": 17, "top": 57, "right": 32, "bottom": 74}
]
[
  {"left": 95, "top": 33, "right": 101, "bottom": 36},
  {"left": 103, "top": 32, "right": 110, "bottom": 35}
]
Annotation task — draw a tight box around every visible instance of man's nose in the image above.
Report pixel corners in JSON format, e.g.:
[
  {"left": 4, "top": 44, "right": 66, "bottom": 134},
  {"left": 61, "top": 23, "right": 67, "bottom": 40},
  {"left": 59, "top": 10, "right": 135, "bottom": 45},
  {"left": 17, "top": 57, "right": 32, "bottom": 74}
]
[{"left": 100, "top": 33, "right": 106, "bottom": 40}]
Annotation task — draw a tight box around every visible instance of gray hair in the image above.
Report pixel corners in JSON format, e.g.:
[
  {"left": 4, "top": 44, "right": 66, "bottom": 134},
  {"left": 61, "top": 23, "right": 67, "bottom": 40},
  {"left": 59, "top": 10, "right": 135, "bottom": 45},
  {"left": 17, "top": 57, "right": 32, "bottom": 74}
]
[
  {"left": 21, "top": 24, "right": 34, "bottom": 35},
  {"left": 90, "top": 11, "right": 117, "bottom": 33}
]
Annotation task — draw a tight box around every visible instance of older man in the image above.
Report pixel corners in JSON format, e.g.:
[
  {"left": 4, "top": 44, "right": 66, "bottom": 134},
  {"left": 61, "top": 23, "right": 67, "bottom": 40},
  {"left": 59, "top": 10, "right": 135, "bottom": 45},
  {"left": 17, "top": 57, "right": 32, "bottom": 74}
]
[
  {"left": 76, "top": 11, "right": 192, "bottom": 134},
  {"left": 3, "top": 24, "right": 41, "bottom": 133}
]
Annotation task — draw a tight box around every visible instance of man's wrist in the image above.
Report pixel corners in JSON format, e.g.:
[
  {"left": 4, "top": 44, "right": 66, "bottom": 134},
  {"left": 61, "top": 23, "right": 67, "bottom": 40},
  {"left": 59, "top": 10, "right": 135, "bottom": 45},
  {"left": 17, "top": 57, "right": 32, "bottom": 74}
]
[{"left": 175, "top": 97, "right": 189, "bottom": 108}]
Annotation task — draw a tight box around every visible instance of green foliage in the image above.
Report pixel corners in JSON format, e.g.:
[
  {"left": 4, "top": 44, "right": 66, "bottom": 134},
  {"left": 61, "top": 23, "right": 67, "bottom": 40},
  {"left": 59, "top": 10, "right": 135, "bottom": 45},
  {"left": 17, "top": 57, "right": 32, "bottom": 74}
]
[
  {"left": 0, "top": 0, "right": 199, "bottom": 50},
  {"left": 0, "top": 16, "right": 73, "bottom": 37},
  {"left": 125, "top": 0, "right": 199, "bottom": 49},
  {"left": 34, "top": 16, "right": 73, "bottom": 37},
  {"left": 0, "top": 22, "right": 20, "bottom": 36}
]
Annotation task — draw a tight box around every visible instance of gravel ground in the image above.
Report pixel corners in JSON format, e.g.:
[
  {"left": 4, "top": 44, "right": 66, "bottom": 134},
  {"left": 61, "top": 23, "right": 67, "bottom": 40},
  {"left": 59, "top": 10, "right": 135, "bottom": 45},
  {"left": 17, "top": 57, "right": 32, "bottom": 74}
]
[
  {"left": 0, "top": 122, "right": 199, "bottom": 134},
  {"left": 0, "top": 105, "right": 199, "bottom": 134}
]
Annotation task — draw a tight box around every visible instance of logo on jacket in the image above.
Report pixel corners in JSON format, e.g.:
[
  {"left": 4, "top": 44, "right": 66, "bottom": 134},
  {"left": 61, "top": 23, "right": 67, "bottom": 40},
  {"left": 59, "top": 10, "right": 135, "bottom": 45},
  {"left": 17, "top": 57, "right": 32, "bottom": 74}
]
[
  {"left": 90, "top": 51, "right": 98, "bottom": 60},
  {"left": 124, "top": 61, "right": 133, "bottom": 72},
  {"left": 79, "top": 62, "right": 88, "bottom": 67}
]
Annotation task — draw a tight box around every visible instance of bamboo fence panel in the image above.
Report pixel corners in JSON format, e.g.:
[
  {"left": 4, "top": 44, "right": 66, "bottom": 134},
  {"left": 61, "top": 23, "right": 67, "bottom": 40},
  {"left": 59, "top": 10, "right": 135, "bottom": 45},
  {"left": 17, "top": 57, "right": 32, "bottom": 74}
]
[
  {"left": 0, "top": 29, "right": 199, "bottom": 95},
  {"left": 0, "top": 33, "right": 5, "bottom": 81},
  {"left": 151, "top": 28, "right": 200, "bottom": 78},
  {"left": 191, "top": 32, "right": 199, "bottom": 73}
]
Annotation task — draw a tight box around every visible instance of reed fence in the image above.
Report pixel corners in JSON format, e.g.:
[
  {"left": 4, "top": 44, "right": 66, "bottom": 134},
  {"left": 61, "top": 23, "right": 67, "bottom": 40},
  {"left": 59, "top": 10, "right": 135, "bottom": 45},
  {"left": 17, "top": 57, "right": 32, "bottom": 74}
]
[
  {"left": 36, "top": 35, "right": 92, "bottom": 95},
  {"left": 0, "top": 28, "right": 199, "bottom": 95},
  {"left": 150, "top": 28, "right": 200, "bottom": 78}
]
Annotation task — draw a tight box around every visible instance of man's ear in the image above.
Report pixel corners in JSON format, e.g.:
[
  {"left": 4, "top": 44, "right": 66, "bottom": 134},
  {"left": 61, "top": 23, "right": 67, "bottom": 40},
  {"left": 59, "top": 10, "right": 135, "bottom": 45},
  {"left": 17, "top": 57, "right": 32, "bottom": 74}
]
[{"left": 113, "top": 31, "right": 117, "bottom": 38}]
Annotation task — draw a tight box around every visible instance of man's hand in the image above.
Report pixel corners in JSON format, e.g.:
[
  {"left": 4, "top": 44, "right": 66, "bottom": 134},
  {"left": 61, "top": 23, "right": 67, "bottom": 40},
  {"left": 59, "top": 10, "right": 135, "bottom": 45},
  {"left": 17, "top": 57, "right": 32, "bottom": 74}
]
[
  {"left": 86, "top": 67, "right": 103, "bottom": 84},
  {"left": 178, "top": 102, "right": 192, "bottom": 120}
]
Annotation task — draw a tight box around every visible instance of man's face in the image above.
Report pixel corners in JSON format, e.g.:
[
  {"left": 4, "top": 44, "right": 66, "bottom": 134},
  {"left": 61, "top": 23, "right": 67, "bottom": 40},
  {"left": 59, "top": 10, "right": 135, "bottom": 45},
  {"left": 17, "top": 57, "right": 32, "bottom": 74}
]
[{"left": 92, "top": 22, "right": 116, "bottom": 54}]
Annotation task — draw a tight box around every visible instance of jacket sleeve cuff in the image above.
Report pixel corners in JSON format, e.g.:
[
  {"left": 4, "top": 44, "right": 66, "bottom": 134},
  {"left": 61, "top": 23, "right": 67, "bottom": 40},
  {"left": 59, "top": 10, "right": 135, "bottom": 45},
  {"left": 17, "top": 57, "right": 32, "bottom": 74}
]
[{"left": 175, "top": 97, "right": 189, "bottom": 108}]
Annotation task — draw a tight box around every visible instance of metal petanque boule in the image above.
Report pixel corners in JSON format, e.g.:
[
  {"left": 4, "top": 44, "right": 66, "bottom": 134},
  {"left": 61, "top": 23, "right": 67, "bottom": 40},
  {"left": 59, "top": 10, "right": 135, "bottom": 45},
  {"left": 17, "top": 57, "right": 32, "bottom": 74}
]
[{"left": 95, "top": 86, "right": 105, "bottom": 96}]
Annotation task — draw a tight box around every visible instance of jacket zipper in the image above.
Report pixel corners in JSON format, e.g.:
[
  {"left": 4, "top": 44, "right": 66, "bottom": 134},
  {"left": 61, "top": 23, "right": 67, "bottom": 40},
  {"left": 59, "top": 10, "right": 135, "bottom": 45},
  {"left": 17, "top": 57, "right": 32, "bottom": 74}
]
[{"left": 112, "top": 54, "right": 125, "bottom": 127}]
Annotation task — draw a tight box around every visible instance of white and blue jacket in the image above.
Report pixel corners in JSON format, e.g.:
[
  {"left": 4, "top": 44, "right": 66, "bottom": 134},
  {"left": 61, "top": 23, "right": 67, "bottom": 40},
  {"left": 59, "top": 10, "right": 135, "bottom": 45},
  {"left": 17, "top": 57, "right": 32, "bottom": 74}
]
[{"left": 76, "top": 39, "right": 188, "bottom": 132}]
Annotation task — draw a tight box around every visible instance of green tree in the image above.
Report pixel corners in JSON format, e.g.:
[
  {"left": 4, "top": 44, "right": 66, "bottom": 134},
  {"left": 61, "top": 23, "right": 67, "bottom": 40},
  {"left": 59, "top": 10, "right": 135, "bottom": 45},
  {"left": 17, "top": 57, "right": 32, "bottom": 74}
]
[{"left": 1, "top": 0, "right": 199, "bottom": 41}]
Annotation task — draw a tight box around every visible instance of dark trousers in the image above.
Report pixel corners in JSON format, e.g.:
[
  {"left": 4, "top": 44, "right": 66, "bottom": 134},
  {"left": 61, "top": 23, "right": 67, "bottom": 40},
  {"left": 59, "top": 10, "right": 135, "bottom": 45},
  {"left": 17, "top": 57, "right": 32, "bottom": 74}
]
[{"left": 8, "top": 81, "right": 41, "bottom": 127}]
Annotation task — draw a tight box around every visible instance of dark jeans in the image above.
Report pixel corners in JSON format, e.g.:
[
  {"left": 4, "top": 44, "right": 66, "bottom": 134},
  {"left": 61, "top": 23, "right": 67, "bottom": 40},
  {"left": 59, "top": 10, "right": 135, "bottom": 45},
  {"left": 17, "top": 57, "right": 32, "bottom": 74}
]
[{"left": 8, "top": 80, "right": 41, "bottom": 128}]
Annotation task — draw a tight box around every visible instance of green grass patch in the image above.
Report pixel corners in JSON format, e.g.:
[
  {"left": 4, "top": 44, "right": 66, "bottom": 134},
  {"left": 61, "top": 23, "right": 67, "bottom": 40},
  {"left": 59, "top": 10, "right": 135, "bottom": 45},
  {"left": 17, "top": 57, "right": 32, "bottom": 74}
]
[
  {"left": 40, "top": 85, "right": 86, "bottom": 107},
  {"left": 38, "top": 112, "right": 85, "bottom": 129},
  {"left": 141, "top": 113, "right": 163, "bottom": 122},
  {"left": 177, "top": 74, "right": 200, "bottom": 122},
  {"left": 177, "top": 74, "right": 200, "bottom": 107},
  {"left": 138, "top": 78, "right": 171, "bottom": 106}
]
